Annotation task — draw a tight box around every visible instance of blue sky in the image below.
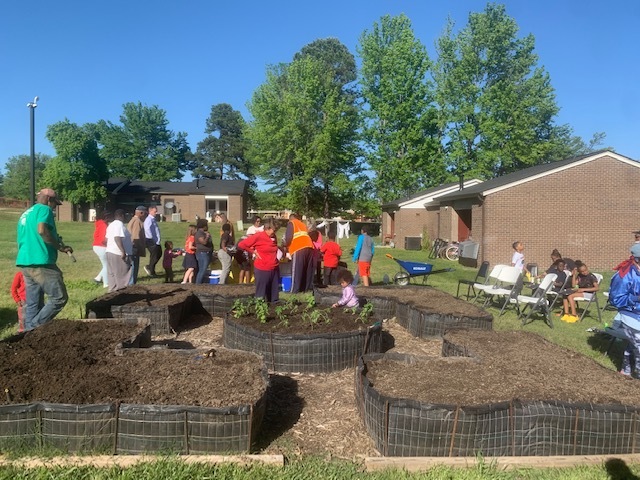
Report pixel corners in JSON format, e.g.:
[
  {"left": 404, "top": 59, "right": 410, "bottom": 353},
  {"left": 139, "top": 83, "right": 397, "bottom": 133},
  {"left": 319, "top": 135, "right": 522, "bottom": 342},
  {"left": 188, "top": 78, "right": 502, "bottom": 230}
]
[{"left": 2, "top": 0, "right": 639, "bottom": 181}]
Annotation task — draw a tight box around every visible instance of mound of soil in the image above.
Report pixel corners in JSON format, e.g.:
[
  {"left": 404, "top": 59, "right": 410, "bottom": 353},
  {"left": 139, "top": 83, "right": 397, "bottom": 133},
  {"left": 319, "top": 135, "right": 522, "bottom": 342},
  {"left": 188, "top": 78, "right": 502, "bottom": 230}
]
[
  {"left": 366, "top": 330, "right": 640, "bottom": 406},
  {"left": 0, "top": 320, "right": 266, "bottom": 407},
  {"left": 229, "top": 299, "right": 375, "bottom": 335}
]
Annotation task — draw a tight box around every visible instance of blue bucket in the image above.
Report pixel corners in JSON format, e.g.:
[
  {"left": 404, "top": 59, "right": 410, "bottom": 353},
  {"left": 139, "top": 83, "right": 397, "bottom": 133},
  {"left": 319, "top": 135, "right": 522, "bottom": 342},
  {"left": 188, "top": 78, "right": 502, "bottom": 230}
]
[
  {"left": 281, "top": 275, "right": 292, "bottom": 292},
  {"left": 209, "top": 269, "right": 222, "bottom": 285}
]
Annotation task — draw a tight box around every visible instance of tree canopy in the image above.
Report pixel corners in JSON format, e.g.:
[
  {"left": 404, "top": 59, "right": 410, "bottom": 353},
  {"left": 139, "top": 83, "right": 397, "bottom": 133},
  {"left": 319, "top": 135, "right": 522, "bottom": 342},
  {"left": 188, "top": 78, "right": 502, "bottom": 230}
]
[
  {"left": 358, "top": 14, "right": 446, "bottom": 204},
  {"left": 247, "top": 39, "right": 361, "bottom": 216},
  {"left": 96, "top": 102, "right": 190, "bottom": 181},
  {"left": 3, "top": 154, "right": 50, "bottom": 200},
  {"left": 192, "top": 103, "right": 253, "bottom": 184},
  {"left": 43, "top": 120, "right": 108, "bottom": 204}
]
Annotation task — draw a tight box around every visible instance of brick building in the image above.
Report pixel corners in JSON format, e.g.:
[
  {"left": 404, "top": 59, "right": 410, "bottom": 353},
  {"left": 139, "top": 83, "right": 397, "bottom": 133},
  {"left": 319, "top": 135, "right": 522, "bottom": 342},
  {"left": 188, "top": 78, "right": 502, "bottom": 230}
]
[
  {"left": 382, "top": 150, "right": 640, "bottom": 270},
  {"left": 57, "top": 178, "right": 248, "bottom": 224}
]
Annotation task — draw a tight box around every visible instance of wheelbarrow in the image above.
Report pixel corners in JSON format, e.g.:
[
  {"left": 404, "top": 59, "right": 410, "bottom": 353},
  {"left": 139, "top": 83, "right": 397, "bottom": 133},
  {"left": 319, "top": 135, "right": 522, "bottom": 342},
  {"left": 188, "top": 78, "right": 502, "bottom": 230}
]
[{"left": 385, "top": 253, "right": 454, "bottom": 286}]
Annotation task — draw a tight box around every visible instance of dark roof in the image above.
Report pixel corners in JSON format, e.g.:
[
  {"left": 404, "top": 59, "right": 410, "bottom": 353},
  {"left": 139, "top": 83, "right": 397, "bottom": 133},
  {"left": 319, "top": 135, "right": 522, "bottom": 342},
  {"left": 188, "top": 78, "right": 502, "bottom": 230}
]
[
  {"left": 437, "top": 150, "right": 635, "bottom": 202},
  {"left": 106, "top": 178, "right": 247, "bottom": 196}
]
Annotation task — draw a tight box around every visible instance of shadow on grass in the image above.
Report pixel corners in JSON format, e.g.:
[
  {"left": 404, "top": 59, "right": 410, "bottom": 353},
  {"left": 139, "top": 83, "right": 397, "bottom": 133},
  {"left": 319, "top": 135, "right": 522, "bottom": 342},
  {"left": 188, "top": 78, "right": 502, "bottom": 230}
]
[
  {"left": 586, "top": 333, "right": 626, "bottom": 371},
  {"left": 605, "top": 458, "right": 640, "bottom": 480},
  {"left": 253, "top": 374, "right": 304, "bottom": 452}
]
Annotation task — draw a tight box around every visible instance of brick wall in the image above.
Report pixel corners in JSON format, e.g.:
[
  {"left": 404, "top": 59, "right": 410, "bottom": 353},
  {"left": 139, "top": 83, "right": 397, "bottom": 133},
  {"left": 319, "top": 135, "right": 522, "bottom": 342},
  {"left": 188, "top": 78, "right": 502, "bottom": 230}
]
[
  {"left": 391, "top": 208, "right": 439, "bottom": 249},
  {"left": 480, "top": 155, "right": 640, "bottom": 271}
]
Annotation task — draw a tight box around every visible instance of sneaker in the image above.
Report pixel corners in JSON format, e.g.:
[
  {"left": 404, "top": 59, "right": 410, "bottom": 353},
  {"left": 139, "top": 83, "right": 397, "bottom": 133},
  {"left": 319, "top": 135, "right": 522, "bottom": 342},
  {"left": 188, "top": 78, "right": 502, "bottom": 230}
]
[{"left": 144, "top": 266, "right": 152, "bottom": 276}]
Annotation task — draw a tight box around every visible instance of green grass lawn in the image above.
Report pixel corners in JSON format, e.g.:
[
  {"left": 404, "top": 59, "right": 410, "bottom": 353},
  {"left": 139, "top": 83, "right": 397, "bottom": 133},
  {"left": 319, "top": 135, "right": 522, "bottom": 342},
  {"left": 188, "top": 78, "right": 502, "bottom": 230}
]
[{"left": 0, "top": 208, "right": 631, "bottom": 478}]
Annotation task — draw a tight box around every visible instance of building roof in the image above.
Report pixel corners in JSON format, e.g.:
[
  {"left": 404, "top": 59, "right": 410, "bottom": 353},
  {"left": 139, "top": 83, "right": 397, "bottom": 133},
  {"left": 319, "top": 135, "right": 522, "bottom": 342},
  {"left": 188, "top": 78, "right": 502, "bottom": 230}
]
[
  {"left": 106, "top": 178, "right": 248, "bottom": 196},
  {"left": 382, "top": 179, "right": 484, "bottom": 211},
  {"left": 436, "top": 150, "right": 638, "bottom": 202}
]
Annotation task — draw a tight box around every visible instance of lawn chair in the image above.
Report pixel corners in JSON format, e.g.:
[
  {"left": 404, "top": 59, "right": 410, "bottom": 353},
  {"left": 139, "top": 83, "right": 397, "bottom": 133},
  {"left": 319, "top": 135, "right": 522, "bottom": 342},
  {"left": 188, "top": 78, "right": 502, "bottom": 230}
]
[
  {"left": 546, "top": 270, "right": 572, "bottom": 313},
  {"left": 473, "top": 264, "right": 506, "bottom": 304},
  {"left": 456, "top": 261, "right": 490, "bottom": 299},
  {"left": 517, "top": 273, "right": 557, "bottom": 328},
  {"left": 576, "top": 273, "right": 604, "bottom": 322},
  {"left": 482, "top": 266, "right": 523, "bottom": 316}
]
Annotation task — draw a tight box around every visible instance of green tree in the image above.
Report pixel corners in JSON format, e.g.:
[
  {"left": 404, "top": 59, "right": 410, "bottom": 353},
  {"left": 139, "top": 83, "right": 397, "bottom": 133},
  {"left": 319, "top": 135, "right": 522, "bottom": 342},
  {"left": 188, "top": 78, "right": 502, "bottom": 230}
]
[
  {"left": 43, "top": 120, "right": 108, "bottom": 203},
  {"left": 358, "top": 14, "right": 445, "bottom": 204},
  {"left": 193, "top": 103, "right": 253, "bottom": 183},
  {"left": 3, "top": 154, "right": 49, "bottom": 200},
  {"left": 248, "top": 48, "right": 360, "bottom": 216},
  {"left": 434, "top": 4, "right": 570, "bottom": 178},
  {"left": 96, "top": 102, "right": 190, "bottom": 181}
]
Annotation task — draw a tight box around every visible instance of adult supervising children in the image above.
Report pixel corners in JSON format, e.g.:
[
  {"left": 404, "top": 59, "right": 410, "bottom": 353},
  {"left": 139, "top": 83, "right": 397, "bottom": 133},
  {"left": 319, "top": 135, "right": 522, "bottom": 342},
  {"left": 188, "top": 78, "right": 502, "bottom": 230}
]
[
  {"left": 353, "top": 226, "right": 375, "bottom": 287},
  {"left": 285, "top": 213, "right": 315, "bottom": 293},
  {"left": 144, "top": 205, "right": 162, "bottom": 277},
  {"left": 105, "top": 209, "right": 133, "bottom": 291},
  {"left": 16, "top": 188, "right": 73, "bottom": 331}
]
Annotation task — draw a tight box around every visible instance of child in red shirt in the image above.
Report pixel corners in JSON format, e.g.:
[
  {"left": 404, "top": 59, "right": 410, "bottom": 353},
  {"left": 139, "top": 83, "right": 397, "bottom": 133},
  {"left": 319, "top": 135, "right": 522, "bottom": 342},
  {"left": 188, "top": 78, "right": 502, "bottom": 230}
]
[
  {"left": 320, "top": 231, "right": 343, "bottom": 286},
  {"left": 10, "top": 271, "right": 26, "bottom": 332}
]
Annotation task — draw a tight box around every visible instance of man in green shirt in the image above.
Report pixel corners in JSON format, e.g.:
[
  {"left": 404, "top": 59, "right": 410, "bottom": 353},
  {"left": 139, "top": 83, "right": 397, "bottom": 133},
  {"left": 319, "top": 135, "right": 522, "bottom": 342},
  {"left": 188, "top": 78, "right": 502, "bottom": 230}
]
[{"left": 16, "top": 188, "right": 73, "bottom": 331}]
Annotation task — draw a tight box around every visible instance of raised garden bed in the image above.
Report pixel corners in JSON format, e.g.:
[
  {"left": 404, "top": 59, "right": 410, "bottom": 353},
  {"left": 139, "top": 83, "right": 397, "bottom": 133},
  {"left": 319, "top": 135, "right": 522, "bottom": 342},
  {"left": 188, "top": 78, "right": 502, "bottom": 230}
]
[
  {"left": 85, "top": 284, "right": 256, "bottom": 334},
  {"left": 315, "top": 286, "right": 493, "bottom": 337},
  {"left": 356, "top": 330, "right": 640, "bottom": 457},
  {"left": 223, "top": 298, "right": 382, "bottom": 373},
  {"left": 0, "top": 319, "right": 268, "bottom": 454}
]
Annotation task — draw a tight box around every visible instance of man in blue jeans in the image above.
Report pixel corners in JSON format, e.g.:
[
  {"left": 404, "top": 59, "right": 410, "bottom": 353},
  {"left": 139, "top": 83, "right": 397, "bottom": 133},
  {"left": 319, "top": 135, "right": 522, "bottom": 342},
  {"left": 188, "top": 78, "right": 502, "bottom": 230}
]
[{"left": 16, "top": 188, "right": 73, "bottom": 331}]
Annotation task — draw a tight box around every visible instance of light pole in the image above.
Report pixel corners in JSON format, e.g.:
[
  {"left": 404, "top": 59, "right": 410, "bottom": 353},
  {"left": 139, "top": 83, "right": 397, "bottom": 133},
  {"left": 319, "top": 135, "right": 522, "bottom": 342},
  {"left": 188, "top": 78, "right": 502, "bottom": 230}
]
[{"left": 26, "top": 96, "right": 38, "bottom": 206}]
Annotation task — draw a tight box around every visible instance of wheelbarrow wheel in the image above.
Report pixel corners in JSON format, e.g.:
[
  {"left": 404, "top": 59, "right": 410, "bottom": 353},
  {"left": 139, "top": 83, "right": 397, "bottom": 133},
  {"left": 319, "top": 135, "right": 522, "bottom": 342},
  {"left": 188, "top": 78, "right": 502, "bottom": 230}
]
[{"left": 394, "top": 272, "right": 410, "bottom": 286}]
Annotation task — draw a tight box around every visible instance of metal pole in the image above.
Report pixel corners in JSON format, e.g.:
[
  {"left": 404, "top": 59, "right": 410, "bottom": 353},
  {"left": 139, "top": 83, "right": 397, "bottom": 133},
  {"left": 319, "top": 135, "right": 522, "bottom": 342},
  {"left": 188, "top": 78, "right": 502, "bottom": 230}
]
[
  {"left": 30, "top": 105, "right": 35, "bottom": 206},
  {"left": 27, "top": 96, "right": 38, "bottom": 206}
]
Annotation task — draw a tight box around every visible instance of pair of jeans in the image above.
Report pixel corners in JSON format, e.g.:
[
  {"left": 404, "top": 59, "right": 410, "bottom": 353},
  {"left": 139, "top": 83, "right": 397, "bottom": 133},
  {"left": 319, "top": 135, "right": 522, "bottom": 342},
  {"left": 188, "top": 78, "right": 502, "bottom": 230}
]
[
  {"left": 21, "top": 265, "right": 68, "bottom": 331},
  {"left": 195, "top": 251, "right": 212, "bottom": 284},
  {"left": 92, "top": 245, "right": 108, "bottom": 287}
]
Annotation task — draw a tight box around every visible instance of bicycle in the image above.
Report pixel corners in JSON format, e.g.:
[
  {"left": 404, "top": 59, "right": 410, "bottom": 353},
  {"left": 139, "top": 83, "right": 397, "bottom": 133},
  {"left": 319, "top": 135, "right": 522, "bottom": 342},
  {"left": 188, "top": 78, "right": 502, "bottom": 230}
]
[{"left": 429, "top": 238, "right": 459, "bottom": 261}]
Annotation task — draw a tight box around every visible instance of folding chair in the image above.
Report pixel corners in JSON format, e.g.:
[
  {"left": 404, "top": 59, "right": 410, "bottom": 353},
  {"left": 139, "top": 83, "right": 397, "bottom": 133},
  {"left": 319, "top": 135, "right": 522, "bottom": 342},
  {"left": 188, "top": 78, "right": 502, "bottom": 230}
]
[
  {"left": 473, "top": 264, "right": 506, "bottom": 304},
  {"left": 575, "top": 273, "right": 604, "bottom": 322},
  {"left": 517, "top": 273, "right": 557, "bottom": 328},
  {"left": 546, "top": 270, "right": 572, "bottom": 313},
  {"left": 482, "top": 266, "right": 523, "bottom": 316},
  {"left": 456, "top": 261, "right": 490, "bottom": 299}
]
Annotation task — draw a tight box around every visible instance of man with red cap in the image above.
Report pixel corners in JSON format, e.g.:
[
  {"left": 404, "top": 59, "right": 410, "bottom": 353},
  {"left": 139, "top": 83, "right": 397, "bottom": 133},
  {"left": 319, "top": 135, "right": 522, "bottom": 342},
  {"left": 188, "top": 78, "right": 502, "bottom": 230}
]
[{"left": 16, "top": 188, "right": 73, "bottom": 331}]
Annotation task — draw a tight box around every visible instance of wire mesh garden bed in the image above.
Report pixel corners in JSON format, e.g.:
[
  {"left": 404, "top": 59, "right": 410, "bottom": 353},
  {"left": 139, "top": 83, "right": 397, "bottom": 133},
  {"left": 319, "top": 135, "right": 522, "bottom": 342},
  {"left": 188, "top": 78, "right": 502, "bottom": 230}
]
[
  {"left": 223, "top": 313, "right": 382, "bottom": 373},
  {"left": 0, "top": 319, "right": 268, "bottom": 454},
  {"left": 356, "top": 329, "right": 640, "bottom": 457}
]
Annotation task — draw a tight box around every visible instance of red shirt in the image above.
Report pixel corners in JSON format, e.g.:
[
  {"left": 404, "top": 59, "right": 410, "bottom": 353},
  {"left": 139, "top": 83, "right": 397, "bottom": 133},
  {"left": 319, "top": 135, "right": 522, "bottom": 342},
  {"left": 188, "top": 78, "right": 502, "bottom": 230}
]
[
  {"left": 320, "top": 241, "right": 342, "bottom": 268},
  {"left": 238, "top": 231, "right": 280, "bottom": 271},
  {"left": 11, "top": 271, "right": 26, "bottom": 303},
  {"left": 92, "top": 220, "right": 107, "bottom": 247}
]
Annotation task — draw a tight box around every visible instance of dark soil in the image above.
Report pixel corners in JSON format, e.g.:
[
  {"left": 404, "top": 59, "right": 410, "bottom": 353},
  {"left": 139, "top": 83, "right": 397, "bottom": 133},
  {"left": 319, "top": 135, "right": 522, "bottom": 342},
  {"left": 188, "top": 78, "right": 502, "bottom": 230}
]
[
  {"left": 229, "top": 299, "right": 375, "bottom": 335},
  {"left": 322, "top": 285, "right": 490, "bottom": 319},
  {"left": 0, "top": 319, "right": 266, "bottom": 408},
  {"left": 366, "top": 329, "right": 640, "bottom": 407}
]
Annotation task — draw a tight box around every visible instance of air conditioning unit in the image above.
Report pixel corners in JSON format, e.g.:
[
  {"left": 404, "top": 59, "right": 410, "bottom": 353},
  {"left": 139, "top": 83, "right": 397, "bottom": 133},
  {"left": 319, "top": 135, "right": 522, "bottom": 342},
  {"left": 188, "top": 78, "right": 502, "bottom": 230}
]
[
  {"left": 404, "top": 236, "right": 422, "bottom": 251},
  {"left": 171, "top": 213, "right": 182, "bottom": 222}
]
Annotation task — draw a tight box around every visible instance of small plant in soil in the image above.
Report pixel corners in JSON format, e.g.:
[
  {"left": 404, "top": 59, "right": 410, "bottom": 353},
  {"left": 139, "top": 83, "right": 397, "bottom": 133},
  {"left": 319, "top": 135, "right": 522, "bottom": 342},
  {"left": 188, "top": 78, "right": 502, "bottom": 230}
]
[
  {"left": 302, "top": 308, "right": 331, "bottom": 328},
  {"left": 343, "top": 302, "right": 375, "bottom": 324},
  {"left": 254, "top": 298, "right": 269, "bottom": 324}
]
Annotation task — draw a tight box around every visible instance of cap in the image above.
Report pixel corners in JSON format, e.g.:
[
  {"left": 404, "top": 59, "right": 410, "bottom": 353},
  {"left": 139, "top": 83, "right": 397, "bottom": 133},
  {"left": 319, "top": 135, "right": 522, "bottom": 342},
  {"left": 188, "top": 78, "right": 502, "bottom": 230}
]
[
  {"left": 37, "top": 188, "right": 62, "bottom": 205},
  {"left": 135, "top": 205, "right": 148, "bottom": 213},
  {"left": 631, "top": 244, "right": 640, "bottom": 257}
]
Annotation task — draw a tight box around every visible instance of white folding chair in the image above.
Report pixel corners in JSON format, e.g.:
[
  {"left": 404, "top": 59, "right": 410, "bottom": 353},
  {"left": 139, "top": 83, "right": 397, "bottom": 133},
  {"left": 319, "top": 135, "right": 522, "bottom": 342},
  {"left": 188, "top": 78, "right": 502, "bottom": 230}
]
[
  {"left": 517, "top": 273, "right": 557, "bottom": 328},
  {"left": 545, "top": 270, "right": 571, "bottom": 313},
  {"left": 575, "top": 273, "right": 603, "bottom": 322},
  {"left": 482, "top": 266, "right": 523, "bottom": 316},
  {"left": 473, "top": 264, "right": 505, "bottom": 303}
]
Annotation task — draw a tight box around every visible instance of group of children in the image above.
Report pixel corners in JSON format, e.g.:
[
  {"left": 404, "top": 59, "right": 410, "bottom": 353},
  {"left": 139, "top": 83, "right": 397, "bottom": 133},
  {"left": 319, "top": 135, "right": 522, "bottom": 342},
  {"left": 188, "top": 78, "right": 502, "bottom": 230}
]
[{"left": 511, "top": 241, "right": 599, "bottom": 323}]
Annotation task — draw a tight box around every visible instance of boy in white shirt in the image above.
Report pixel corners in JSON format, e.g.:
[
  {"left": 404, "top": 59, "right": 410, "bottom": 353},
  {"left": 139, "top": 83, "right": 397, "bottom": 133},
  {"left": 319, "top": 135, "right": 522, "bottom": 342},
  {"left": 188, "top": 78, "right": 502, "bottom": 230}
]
[{"left": 511, "top": 241, "right": 529, "bottom": 277}]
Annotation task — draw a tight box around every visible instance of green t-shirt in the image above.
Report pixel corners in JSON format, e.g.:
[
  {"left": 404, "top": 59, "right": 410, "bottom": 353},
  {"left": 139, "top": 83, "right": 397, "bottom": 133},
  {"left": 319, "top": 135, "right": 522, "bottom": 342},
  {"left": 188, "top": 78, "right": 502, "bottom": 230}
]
[{"left": 16, "top": 203, "right": 58, "bottom": 266}]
